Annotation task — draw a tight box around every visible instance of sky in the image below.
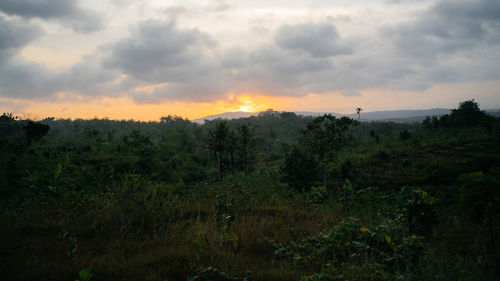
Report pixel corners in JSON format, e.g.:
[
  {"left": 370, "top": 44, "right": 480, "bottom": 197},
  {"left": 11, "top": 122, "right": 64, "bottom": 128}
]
[{"left": 0, "top": 0, "right": 499, "bottom": 120}]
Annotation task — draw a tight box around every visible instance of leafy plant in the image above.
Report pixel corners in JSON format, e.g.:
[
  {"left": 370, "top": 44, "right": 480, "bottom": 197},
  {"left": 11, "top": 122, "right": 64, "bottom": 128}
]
[
  {"left": 398, "top": 187, "right": 438, "bottom": 237},
  {"left": 60, "top": 228, "right": 78, "bottom": 256},
  {"left": 213, "top": 193, "right": 239, "bottom": 229},
  {"left": 307, "top": 186, "right": 328, "bottom": 206},
  {"left": 78, "top": 268, "right": 93, "bottom": 281},
  {"left": 458, "top": 171, "right": 500, "bottom": 252},
  {"left": 272, "top": 220, "right": 427, "bottom": 280}
]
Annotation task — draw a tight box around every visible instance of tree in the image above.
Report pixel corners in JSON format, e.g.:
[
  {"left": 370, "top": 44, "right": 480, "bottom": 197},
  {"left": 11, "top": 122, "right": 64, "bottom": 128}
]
[
  {"left": 237, "top": 122, "right": 256, "bottom": 174},
  {"left": 399, "top": 129, "right": 410, "bottom": 142},
  {"left": 450, "top": 99, "right": 485, "bottom": 126},
  {"left": 282, "top": 144, "right": 319, "bottom": 191},
  {"left": 206, "top": 121, "right": 232, "bottom": 178},
  {"left": 122, "top": 130, "right": 151, "bottom": 149},
  {"left": 23, "top": 120, "right": 50, "bottom": 145},
  {"left": 298, "top": 115, "right": 358, "bottom": 190},
  {"left": 356, "top": 107, "right": 363, "bottom": 121},
  {"left": 427, "top": 100, "right": 489, "bottom": 128}
]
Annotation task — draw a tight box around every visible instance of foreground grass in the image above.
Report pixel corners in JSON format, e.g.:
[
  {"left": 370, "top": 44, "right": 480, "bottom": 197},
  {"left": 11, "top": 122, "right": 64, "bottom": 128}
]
[
  {"left": 1, "top": 127, "right": 499, "bottom": 281},
  {"left": 1, "top": 182, "right": 343, "bottom": 280}
]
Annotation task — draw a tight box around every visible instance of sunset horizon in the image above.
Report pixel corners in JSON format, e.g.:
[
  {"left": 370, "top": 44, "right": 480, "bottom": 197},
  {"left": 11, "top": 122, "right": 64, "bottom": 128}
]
[{"left": 1, "top": 0, "right": 499, "bottom": 121}]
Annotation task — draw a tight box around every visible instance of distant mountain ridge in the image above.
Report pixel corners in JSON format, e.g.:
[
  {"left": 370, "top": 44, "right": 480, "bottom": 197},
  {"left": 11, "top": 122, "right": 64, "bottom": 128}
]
[{"left": 192, "top": 108, "right": 500, "bottom": 124}]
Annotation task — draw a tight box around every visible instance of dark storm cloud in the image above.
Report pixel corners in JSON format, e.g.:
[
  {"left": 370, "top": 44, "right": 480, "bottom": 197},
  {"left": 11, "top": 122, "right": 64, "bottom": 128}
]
[
  {"left": 0, "top": 0, "right": 104, "bottom": 33},
  {"left": 275, "top": 22, "right": 353, "bottom": 57}
]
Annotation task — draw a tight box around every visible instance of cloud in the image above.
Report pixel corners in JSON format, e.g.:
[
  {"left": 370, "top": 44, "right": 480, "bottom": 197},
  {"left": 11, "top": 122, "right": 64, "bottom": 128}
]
[
  {"left": 0, "top": 0, "right": 104, "bottom": 33},
  {"left": 0, "top": 15, "right": 42, "bottom": 59},
  {"left": 220, "top": 46, "right": 248, "bottom": 69},
  {"left": 103, "top": 20, "right": 215, "bottom": 83},
  {"left": 382, "top": 0, "right": 500, "bottom": 58},
  {"left": 250, "top": 25, "right": 269, "bottom": 34},
  {"left": 275, "top": 22, "right": 353, "bottom": 57},
  {"left": 102, "top": 19, "right": 224, "bottom": 102},
  {"left": 206, "top": 0, "right": 235, "bottom": 12},
  {"left": 0, "top": 15, "right": 60, "bottom": 99},
  {"left": 386, "top": 0, "right": 427, "bottom": 4},
  {"left": 1, "top": 1, "right": 499, "bottom": 106},
  {"left": 376, "top": 0, "right": 500, "bottom": 90},
  {"left": 0, "top": 59, "right": 60, "bottom": 99},
  {"left": 163, "top": 6, "right": 191, "bottom": 20},
  {"left": 0, "top": 16, "right": 118, "bottom": 99},
  {"left": 0, "top": 53, "right": 121, "bottom": 100}
]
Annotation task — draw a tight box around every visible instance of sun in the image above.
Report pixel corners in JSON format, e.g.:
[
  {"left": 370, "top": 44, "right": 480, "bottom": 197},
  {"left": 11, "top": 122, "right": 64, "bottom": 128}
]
[
  {"left": 237, "top": 100, "right": 255, "bottom": 112},
  {"left": 238, "top": 105, "right": 253, "bottom": 112}
]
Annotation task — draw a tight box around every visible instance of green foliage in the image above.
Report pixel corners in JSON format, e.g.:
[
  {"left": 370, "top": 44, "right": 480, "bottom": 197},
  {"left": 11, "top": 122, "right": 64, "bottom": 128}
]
[
  {"left": 398, "top": 187, "right": 438, "bottom": 237},
  {"left": 307, "top": 186, "right": 328, "bottom": 206},
  {"left": 458, "top": 171, "right": 500, "bottom": 250},
  {"left": 78, "top": 268, "right": 93, "bottom": 281},
  {"left": 282, "top": 144, "right": 319, "bottom": 191},
  {"left": 399, "top": 129, "right": 410, "bottom": 142},
  {"left": 23, "top": 120, "right": 50, "bottom": 145},
  {"left": 236, "top": 122, "right": 257, "bottom": 174},
  {"left": 54, "top": 163, "right": 62, "bottom": 181},
  {"left": 285, "top": 115, "right": 358, "bottom": 190},
  {"left": 206, "top": 121, "right": 244, "bottom": 178},
  {"left": 60, "top": 228, "right": 78, "bottom": 256},
  {"left": 272, "top": 220, "right": 426, "bottom": 279},
  {"left": 213, "top": 193, "right": 240, "bottom": 229}
]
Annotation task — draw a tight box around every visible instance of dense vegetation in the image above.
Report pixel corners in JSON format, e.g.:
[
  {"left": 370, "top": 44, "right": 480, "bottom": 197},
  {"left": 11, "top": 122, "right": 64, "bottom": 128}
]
[{"left": 1, "top": 100, "right": 499, "bottom": 281}]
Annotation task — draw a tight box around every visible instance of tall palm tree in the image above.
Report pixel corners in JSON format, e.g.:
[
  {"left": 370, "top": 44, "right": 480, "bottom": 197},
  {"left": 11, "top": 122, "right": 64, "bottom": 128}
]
[
  {"left": 356, "top": 107, "right": 363, "bottom": 121},
  {"left": 237, "top": 122, "right": 256, "bottom": 174},
  {"left": 207, "top": 121, "right": 231, "bottom": 178}
]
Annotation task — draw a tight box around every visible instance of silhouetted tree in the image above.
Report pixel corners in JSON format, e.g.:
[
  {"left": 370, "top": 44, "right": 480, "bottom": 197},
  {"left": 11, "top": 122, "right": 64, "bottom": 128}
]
[
  {"left": 424, "top": 100, "right": 490, "bottom": 129},
  {"left": 450, "top": 99, "right": 485, "bottom": 126},
  {"left": 23, "top": 121, "right": 50, "bottom": 145},
  {"left": 237, "top": 122, "right": 256, "bottom": 174},
  {"left": 206, "top": 121, "right": 232, "bottom": 178},
  {"left": 356, "top": 107, "right": 363, "bottom": 121}
]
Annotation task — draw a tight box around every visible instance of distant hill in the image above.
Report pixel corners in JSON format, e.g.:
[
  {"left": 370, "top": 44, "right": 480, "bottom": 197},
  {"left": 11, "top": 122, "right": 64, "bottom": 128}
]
[
  {"left": 192, "top": 111, "right": 258, "bottom": 123},
  {"left": 192, "top": 108, "right": 500, "bottom": 124}
]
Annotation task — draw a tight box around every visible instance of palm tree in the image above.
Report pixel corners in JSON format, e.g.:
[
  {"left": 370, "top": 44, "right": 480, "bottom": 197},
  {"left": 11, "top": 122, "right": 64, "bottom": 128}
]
[
  {"left": 237, "top": 122, "right": 256, "bottom": 174},
  {"left": 206, "top": 121, "right": 231, "bottom": 178},
  {"left": 356, "top": 107, "right": 363, "bottom": 121}
]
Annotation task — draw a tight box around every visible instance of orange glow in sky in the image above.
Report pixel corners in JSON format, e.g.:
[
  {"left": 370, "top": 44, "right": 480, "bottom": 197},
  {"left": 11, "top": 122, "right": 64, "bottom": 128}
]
[{"left": 1, "top": 80, "right": 499, "bottom": 121}]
